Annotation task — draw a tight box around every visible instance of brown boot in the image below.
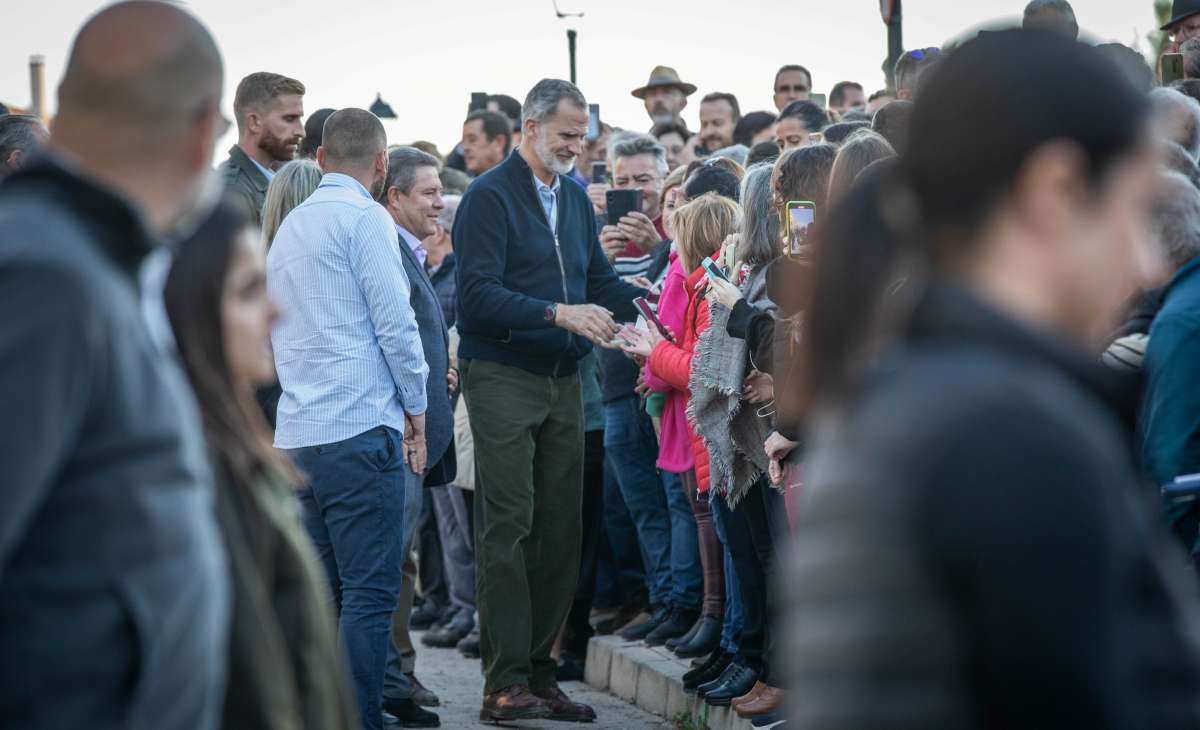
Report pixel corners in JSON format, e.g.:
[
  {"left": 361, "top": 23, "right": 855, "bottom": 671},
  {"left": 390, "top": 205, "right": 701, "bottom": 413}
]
[
  {"left": 532, "top": 683, "right": 597, "bottom": 723},
  {"left": 480, "top": 685, "right": 552, "bottom": 723},
  {"left": 735, "top": 685, "right": 785, "bottom": 719},
  {"left": 731, "top": 681, "right": 766, "bottom": 710}
]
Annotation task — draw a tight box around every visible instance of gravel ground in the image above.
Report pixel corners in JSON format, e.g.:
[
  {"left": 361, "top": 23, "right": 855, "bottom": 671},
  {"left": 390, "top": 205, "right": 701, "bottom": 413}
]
[{"left": 408, "top": 630, "right": 674, "bottom": 730}]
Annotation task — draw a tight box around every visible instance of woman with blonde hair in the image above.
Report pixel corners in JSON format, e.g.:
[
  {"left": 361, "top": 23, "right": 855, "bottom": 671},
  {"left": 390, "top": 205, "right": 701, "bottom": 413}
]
[{"left": 261, "top": 159, "right": 322, "bottom": 249}]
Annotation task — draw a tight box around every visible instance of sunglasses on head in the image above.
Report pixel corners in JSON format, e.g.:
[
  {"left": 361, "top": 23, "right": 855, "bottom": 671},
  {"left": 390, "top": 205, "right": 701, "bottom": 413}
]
[{"left": 909, "top": 47, "right": 941, "bottom": 61}]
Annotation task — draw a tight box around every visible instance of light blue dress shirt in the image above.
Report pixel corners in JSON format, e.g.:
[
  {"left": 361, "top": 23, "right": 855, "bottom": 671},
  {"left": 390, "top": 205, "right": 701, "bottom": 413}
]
[
  {"left": 396, "top": 224, "right": 428, "bottom": 268},
  {"left": 250, "top": 156, "right": 275, "bottom": 182},
  {"left": 267, "top": 173, "right": 429, "bottom": 449},
  {"left": 533, "top": 172, "right": 560, "bottom": 232}
]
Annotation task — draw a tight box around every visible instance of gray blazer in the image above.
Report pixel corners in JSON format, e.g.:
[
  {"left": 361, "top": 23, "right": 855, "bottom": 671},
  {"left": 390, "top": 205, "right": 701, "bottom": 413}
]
[{"left": 397, "top": 231, "right": 454, "bottom": 483}]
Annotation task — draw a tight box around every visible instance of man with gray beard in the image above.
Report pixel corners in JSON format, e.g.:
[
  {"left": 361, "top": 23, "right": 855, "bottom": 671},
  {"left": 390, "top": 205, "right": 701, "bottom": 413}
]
[{"left": 454, "top": 78, "right": 644, "bottom": 723}]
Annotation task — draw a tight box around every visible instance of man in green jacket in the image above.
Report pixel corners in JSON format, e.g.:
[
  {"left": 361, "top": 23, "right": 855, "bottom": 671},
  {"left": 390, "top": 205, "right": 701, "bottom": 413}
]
[{"left": 218, "top": 71, "right": 305, "bottom": 224}]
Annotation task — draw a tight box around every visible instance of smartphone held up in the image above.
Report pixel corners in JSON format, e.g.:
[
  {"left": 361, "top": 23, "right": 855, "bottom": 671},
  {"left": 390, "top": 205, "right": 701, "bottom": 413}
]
[{"left": 783, "top": 200, "right": 815, "bottom": 259}]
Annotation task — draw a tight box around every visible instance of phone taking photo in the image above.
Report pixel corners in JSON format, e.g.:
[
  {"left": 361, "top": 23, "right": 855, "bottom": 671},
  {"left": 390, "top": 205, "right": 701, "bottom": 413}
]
[
  {"left": 469, "top": 91, "right": 488, "bottom": 112},
  {"left": 783, "top": 201, "right": 815, "bottom": 259},
  {"left": 1163, "top": 53, "right": 1186, "bottom": 84},
  {"left": 810, "top": 92, "right": 827, "bottom": 110},
  {"left": 634, "top": 297, "right": 674, "bottom": 342},
  {"left": 606, "top": 189, "right": 642, "bottom": 227},
  {"left": 701, "top": 257, "right": 731, "bottom": 283},
  {"left": 587, "top": 103, "right": 601, "bottom": 142},
  {"left": 591, "top": 161, "right": 608, "bottom": 184}
]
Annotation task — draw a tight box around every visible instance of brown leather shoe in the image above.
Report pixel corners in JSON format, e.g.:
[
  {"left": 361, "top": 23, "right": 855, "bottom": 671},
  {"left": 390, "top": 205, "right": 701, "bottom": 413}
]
[
  {"left": 480, "top": 685, "right": 552, "bottom": 723},
  {"left": 735, "top": 685, "right": 784, "bottom": 718},
  {"left": 532, "top": 684, "right": 597, "bottom": 723},
  {"left": 731, "top": 680, "right": 766, "bottom": 710}
]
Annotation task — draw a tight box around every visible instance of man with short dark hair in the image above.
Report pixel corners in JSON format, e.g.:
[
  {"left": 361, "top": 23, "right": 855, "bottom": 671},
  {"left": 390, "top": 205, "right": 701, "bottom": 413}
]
[
  {"left": 773, "top": 64, "right": 813, "bottom": 111},
  {"left": 699, "top": 92, "right": 740, "bottom": 155},
  {"left": 867, "top": 88, "right": 896, "bottom": 113},
  {"left": 873, "top": 98, "right": 914, "bottom": 154},
  {"left": 300, "top": 106, "right": 334, "bottom": 158},
  {"left": 1022, "top": 0, "right": 1079, "bottom": 38},
  {"left": 456, "top": 78, "right": 643, "bottom": 723},
  {"left": 487, "top": 93, "right": 523, "bottom": 146},
  {"left": 461, "top": 109, "right": 511, "bottom": 176},
  {"left": 268, "top": 108, "right": 428, "bottom": 730},
  {"left": 632, "top": 65, "right": 697, "bottom": 128},
  {"left": 829, "top": 81, "right": 866, "bottom": 115},
  {"left": 218, "top": 71, "right": 305, "bottom": 223},
  {"left": 894, "top": 47, "right": 941, "bottom": 100},
  {"left": 733, "top": 111, "right": 777, "bottom": 148},
  {"left": 0, "top": 2, "right": 229, "bottom": 726},
  {"left": 0, "top": 114, "right": 48, "bottom": 179},
  {"left": 775, "top": 100, "right": 830, "bottom": 151}
]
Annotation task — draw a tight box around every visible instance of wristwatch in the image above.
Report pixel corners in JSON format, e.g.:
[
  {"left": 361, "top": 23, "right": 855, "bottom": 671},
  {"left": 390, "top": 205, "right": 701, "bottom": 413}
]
[{"left": 544, "top": 303, "right": 558, "bottom": 322}]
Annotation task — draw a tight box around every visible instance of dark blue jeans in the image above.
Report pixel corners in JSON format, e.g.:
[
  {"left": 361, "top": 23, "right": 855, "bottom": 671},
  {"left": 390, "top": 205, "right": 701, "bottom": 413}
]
[
  {"left": 711, "top": 496, "right": 744, "bottom": 655},
  {"left": 293, "top": 426, "right": 408, "bottom": 730},
  {"left": 604, "top": 396, "right": 702, "bottom": 610},
  {"left": 599, "top": 450, "right": 646, "bottom": 608}
]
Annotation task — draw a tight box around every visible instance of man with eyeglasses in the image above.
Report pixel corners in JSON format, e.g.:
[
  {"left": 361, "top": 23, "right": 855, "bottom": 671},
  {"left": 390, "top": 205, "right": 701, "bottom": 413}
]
[{"left": 773, "top": 64, "right": 813, "bottom": 112}]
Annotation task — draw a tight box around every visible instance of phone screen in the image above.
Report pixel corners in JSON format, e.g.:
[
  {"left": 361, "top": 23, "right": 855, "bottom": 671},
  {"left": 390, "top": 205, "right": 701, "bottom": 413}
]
[
  {"left": 810, "top": 93, "right": 827, "bottom": 110},
  {"left": 1164, "top": 53, "right": 1186, "bottom": 84},
  {"left": 587, "top": 104, "right": 601, "bottom": 141},
  {"left": 787, "top": 203, "right": 815, "bottom": 256},
  {"left": 702, "top": 257, "right": 731, "bottom": 283}
]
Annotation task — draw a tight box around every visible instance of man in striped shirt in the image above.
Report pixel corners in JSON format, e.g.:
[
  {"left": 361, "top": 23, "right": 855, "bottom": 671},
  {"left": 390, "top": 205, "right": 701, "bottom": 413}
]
[{"left": 266, "top": 108, "right": 428, "bottom": 730}]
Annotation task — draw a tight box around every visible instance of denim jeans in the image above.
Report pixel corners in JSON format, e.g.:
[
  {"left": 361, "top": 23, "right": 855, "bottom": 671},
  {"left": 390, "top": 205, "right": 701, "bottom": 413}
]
[
  {"left": 431, "top": 485, "right": 476, "bottom": 630},
  {"left": 600, "top": 451, "right": 647, "bottom": 608},
  {"left": 604, "top": 396, "right": 702, "bottom": 610},
  {"left": 711, "top": 491, "right": 766, "bottom": 671},
  {"left": 711, "top": 495, "right": 744, "bottom": 655},
  {"left": 293, "top": 426, "right": 408, "bottom": 730}
]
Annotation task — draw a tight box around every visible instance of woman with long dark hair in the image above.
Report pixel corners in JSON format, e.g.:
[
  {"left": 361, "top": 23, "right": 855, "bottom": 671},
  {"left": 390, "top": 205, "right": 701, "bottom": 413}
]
[
  {"left": 785, "top": 30, "right": 1200, "bottom": 727},
  {"left": 164, "top": 199, "right": 358, "bottom": 730}
]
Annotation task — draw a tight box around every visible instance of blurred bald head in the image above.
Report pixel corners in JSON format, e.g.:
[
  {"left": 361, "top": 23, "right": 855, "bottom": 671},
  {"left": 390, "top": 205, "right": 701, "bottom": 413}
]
[
  {"left": 56, "top": 1, "right": 222, "bottom": 160},
  {"left": 51, "top": 1, "right": 225, "bottom": 234}
]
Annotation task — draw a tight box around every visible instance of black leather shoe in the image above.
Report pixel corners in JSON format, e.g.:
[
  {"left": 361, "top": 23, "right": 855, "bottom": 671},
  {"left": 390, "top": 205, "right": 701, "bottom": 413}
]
[
  {"left": 665, "top": 617, "right": 701, "bottom": 651},
  {"left": 645, "top": 607, "right": 698, "bottom": 647},
  {"left": 683, "top": 650, "right": 732, "bottom": 691},
  {"left": 421, "top": 622, "right": 472, "bottom": 648},
  {"left": 620, "top": 605, "right": 670, "bottom": 641},
  {"left": 697, "top": 661, "right": 741, "bottom": 698},
  {"left": 457, "top": 631, "right": 480, "bottom": 658},
  {"left": 410, "top": 602, "right": 448, "bottom": 631},
  {"left": 704, "top": 663, "right": 759, "bottom": 707},
  {"left": 556, "top": 654, "right": 585, "bottom": 683},
  {"left": 595, "top": 600, "right": 646, "bottom": 635},
  {"left": 674, "top": 615, "right": 722, "bottom": 658},
  {"left": 383, "top": 698, "right": 441, "bottom": 728}
]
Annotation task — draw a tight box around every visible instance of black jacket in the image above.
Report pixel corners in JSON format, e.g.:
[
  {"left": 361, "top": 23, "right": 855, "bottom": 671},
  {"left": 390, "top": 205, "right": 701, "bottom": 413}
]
[
  {"left": 0, "top": 156, "right": 229, "bottom": 728},
  {"left": 786, "top": 284, "right": 1200, "bottom": 729},
  {"left": 218, "top": 144, "right": 269, "bottom": 225},
  {"left": 454, "top": 150, "right": 641, "bottom": 376}
]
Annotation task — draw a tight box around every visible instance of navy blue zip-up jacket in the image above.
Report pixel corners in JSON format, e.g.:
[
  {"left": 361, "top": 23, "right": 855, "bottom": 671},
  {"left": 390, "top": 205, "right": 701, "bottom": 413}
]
[{"left": 454, "top": 149, "right": 643, "bottom": 376}]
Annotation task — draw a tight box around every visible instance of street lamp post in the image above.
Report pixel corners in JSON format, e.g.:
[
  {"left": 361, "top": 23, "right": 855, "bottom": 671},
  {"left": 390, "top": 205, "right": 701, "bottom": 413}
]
[
  {"left": 568, "top": 29, "right": 578, "bottom": 84},
  {"left": 882, "top": 0, "right": 904, "bottom": 91}
]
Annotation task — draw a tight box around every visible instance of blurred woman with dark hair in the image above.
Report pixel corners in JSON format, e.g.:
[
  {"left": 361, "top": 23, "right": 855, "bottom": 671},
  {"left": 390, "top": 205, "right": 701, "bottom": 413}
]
[
  {"left": 786, "top": 30, "right": 1200, "bottom": 727},
  {"left": 164, "top": 199, "right": 358, "bottom": 730}
]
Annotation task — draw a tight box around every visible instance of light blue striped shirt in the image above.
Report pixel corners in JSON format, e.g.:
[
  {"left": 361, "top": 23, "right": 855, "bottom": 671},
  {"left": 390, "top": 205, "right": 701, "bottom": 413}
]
[{"left": 267, "top": 172, "right": 429, "bottom": 449}]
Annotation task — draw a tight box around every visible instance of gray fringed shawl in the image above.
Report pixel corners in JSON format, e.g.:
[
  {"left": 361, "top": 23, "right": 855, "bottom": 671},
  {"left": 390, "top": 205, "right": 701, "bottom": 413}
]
[{"left": 689, "top": 264, "right": 778, "bottom": 508}]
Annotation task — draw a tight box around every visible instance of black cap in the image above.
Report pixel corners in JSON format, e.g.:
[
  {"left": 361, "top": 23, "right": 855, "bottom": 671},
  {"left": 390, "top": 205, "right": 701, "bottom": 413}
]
[{"left": 1162, "top": 0, "right": 1200, "bottom": 31}]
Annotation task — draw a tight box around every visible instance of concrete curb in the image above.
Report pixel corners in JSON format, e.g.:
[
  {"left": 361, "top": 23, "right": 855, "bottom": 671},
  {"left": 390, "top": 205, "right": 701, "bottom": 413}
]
[{"left": 585, "top": 635, "right": 755, "bottom": 730}]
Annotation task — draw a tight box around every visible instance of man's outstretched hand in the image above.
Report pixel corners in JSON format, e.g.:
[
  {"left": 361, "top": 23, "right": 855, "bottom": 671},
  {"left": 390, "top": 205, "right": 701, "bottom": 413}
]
[{"left": 554, "top": 303, "right": 622, "bottom": 347}]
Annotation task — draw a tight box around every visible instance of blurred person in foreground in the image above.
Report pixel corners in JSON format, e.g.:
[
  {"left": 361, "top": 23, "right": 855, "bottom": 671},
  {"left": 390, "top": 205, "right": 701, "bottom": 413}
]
[
  {"left": 219, "top": 72, "right": 305, "bottom": 224},
  {"left": 0, "top": 114, "right": 48, "bottom": 179},
  {"left": 164, "top": 199, "right": 358, "bottom": 730},
  {"left": 267, "top": 108, "right": 429, "bottom": 730},
  {"left": 455, "top": 78, "right": 644, "bottom": 723},
  {"left": 786, "top": 29, "right": 1200, "bottom": 728},
  {"left": 0, "top": 2, "right": 230, "bottom": 727}
]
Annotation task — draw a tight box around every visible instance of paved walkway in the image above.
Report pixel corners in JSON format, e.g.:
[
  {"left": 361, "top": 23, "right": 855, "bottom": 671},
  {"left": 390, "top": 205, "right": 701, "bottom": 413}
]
[{"left": 410, "top": 630, "right": 674, "bottom": 729}]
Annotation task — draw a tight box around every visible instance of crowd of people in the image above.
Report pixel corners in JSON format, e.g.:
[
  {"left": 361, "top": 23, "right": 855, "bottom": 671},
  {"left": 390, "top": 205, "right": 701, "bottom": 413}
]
[{"left": 10, "top": 0, "right": 1200, "bottom": 729}]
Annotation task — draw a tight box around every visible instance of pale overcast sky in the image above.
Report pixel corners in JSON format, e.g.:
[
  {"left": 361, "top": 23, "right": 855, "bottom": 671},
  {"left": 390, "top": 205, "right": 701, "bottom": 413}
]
[{"left": 0, "top": 0, "right": 1161, "bottom": 155}]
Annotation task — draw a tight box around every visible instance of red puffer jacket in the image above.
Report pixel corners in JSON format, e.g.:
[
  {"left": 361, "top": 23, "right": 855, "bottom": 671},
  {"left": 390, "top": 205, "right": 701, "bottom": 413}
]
[{"left": 648, "top": 259, "right": 714, "bottom": 493}]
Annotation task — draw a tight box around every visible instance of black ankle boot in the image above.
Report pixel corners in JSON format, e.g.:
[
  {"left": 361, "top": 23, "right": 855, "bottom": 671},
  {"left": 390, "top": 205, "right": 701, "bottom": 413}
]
[
  {"left": 683, "top": 650, "right": 732, "bottom": 691},
  {"left": 674, "top": 615, "right": 721, "bottom": 658},
  {"left": 666, "top": 615, "right": 701, "bottom": 651},
  {"left": 645, "top": 608, "right": 699, "bottom": 647}
]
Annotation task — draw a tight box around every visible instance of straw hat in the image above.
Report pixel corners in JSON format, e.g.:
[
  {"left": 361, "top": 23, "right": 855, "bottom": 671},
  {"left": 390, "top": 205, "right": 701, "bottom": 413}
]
[{"left": 631, "top": 66, "right": 698, "bottom": 99}]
